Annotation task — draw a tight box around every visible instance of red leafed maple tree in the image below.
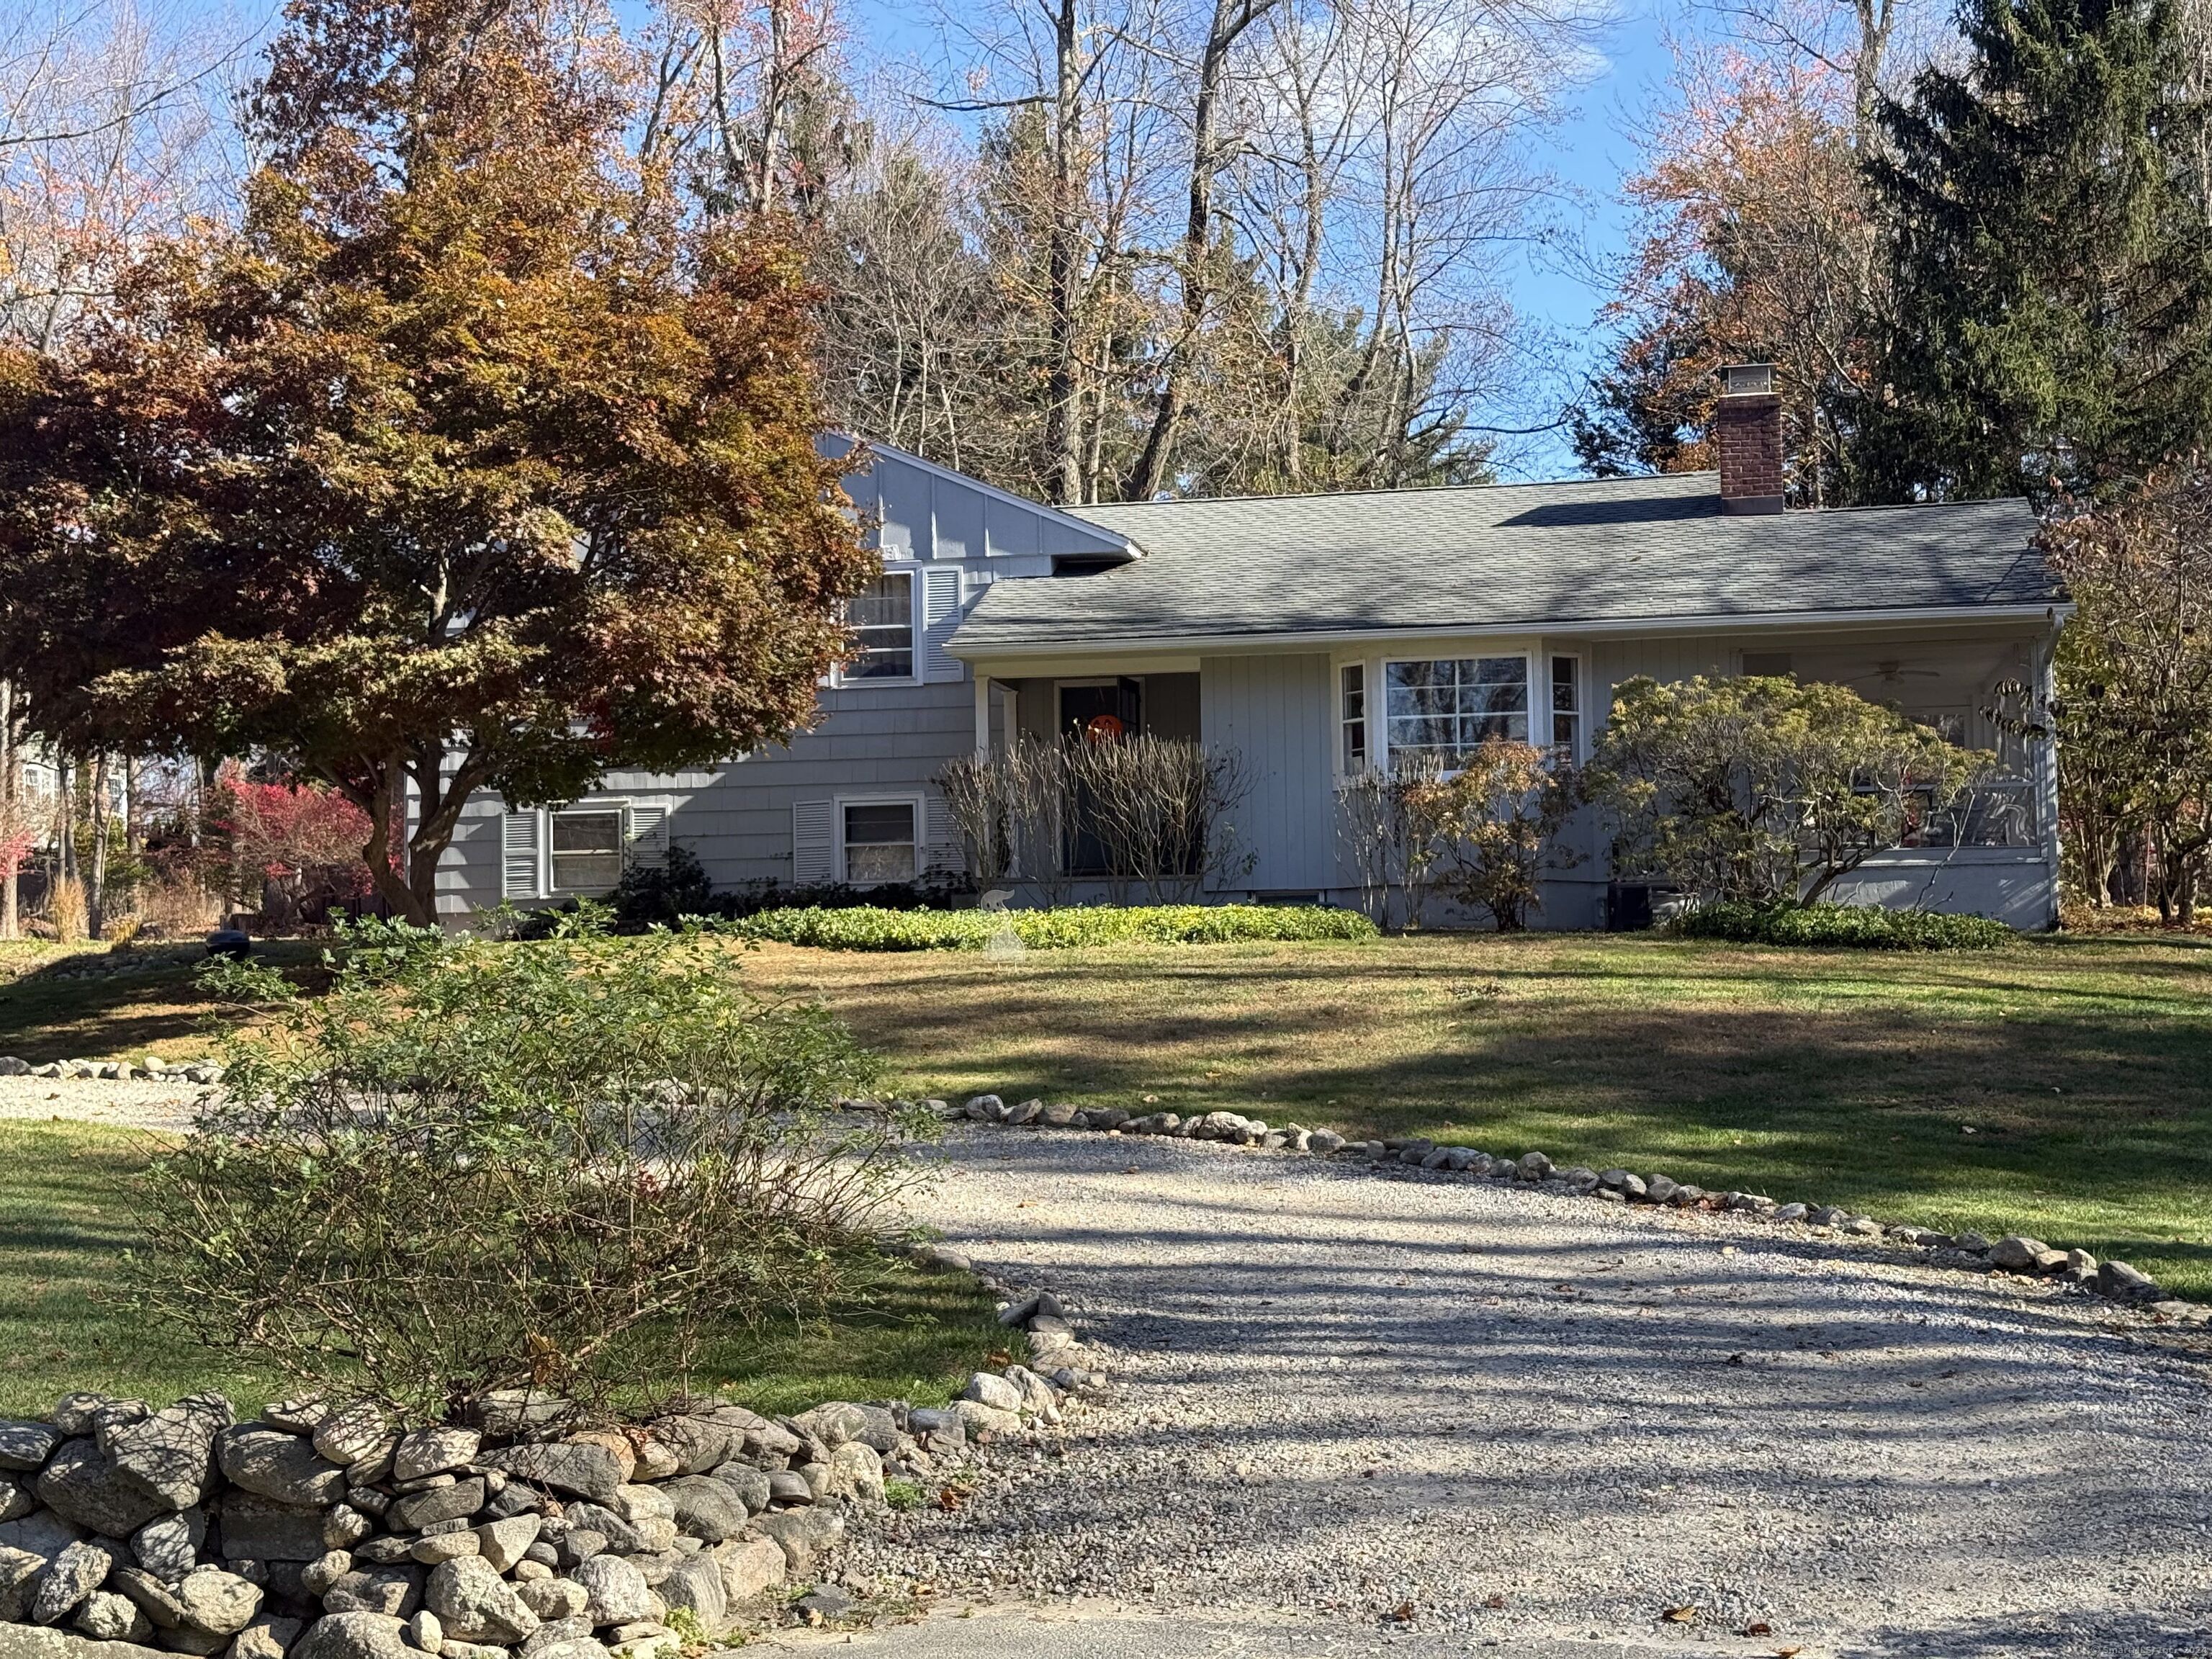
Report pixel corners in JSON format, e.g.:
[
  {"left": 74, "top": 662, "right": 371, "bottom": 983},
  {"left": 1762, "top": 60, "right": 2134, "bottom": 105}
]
[
  {"left": 204, "top": 765, "right": 377, "bottom": 901},
  {"left": 0, "top": 0, "right": 876, "bottom": 925}
]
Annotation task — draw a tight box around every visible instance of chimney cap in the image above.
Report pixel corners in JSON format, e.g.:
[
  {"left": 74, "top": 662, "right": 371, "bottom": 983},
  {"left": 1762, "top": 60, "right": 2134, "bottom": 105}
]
[{"left": 1719, "top": 362, "right": 1776, "bottom": 397}]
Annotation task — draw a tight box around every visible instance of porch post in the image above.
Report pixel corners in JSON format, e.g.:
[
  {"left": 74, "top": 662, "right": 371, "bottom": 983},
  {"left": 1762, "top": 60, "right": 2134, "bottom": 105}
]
[{"left": 974, "top": 673, "right": 991, "bottom": 757}]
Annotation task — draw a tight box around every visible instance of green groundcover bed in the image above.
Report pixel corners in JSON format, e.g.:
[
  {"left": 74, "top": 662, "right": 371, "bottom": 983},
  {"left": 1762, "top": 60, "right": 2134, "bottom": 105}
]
[
  {"left": 724, "top": 902, "right": 1382, "bottom": 952},
  {"left": 1671, "top": 901, "right": 2014, "bottom": 950}
]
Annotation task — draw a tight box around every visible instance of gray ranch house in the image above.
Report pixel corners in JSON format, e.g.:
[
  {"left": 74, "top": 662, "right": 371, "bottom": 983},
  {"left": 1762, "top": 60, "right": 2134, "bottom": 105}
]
[{"left": 439, "top": 369, "right": 2068, "bottom": 929}]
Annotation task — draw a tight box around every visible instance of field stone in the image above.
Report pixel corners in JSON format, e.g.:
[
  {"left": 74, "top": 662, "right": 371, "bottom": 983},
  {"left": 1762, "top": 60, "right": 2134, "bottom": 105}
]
[
  {"left": 391, "top": 1431, "right": 479, "bottom": 1486},
  {"left": 168, "top": 1623, "right": 235, "bottom": 1654},
  {"left": 552, "top": 1532, "right": 605, "bottom": 1571},
  {"left": 515, "top": 1580, "right": 588, "bottom": 1623},
  {"left": 30, "top": 1537, "right": 119, "bottom": 1624},
  {"left": 709, "top": 1538, "right": 783, "bottom": 1602},
  {"left": 747, "top": 1508, "right": 842, "bottom": 1578},
  {"left": 132, "top": 1510, "right": 207, "bottom": 1581},
  {"left": 557, "top": 1507, "right": 644, "bottom": 1557},
  {"left": 824, "top": 1444, "right": 884, "bottom": 1505},
  {"left": 702, "top": 1467, "right": 768, "bottom": 1516},
  {"left": 655, "top": 1480, "right": 745, "bottom": 1545},
  {"left": 0, "top": 1424, "right": 65, "bottom": 1473},
  {"left": 405, "top": 1611, "right": 441, "bottom": 1653},
  {"left": 619, "top": 1552, "right": 676, "bottom": 1590},
  {"left": 642, "top": 1422, "right": 732, "bottom": 1479},
  {"left": 322, "top": 1568, "right": 422, "bottom": 1619},
  {"left": 0, "top": 1481, "right": 37, "bottom": 1525},
  {"left": 763, "top": 1472, "right": 810, "bottom": 1507},
  {"left": 310, "top": 1409, "right": 394, "bottom": 1473},
  {"left": 569, "top": 1557, "right": 653, "bottom": 1628},
  {"left": 295, "top": 1611, "right": 414, "bottom": 1659},
  {"left": 74, "top": 1588, "right": 153, "bottom": 1642},
  {"left": 107, "top": 1566, "right": 188, "bottom": 1629},
  {"left": 518, "top": 1627, "right": 599, "bottom": 1659},
  {"left": 104, "top": 1395, "right": 235, "bottom": 1513},
  {"left": 408, "top": 1535, "right": 478, "bottom": 1567},
  {"left": 475, "top": 1517, "right": 540, "bottom": 1575},
  {"left": 36, "top": 1439, "right": 171, "bottom": 1537},
  {"left": 607, "top": 1488, "right": 671, "bottom": 1527},
  {"left": 321, "top": 1506, "right": 374, "bottom": 1552},
  {"left": 218, "top": 1429, "right": 348, "bottom": 1509},
  {"left": 437, "top": 1642, "right": 505, "bottom": 1659},
  {"left": 386, "top": 1481, "right": 483, "bottom": 1534},
  {"left": 477, "top": 1446, "right": 622, "bottom": 1508},
  {"left": 947, "top": 1401, "right": 1021, "bottom": 1442},
  {"left": 217, "top": 1496, "right": 328, "bottom": 1563},
  {"left": 230, "top": 1614, "right": 302, "bottom": 1659},
  {"left": 351, "top": 1539, "right": 415, "bottom": 1568},
  {"left": 0, "top": 1512, "right": 85, "bottom": 1563},
  {"left": 176, "top": 1567, "right": 264, "bottom": 1637},
  {"left": 653, "top": 1551, "right": 727, "bottom": 1636},
  {"left": 424, "top": 1557, "right": 539, "bottom": 1646},
  {"left": 959, "top": 1373, "right": 1021, "bottom": 1413},
  {"left": 302, "top": 1552, "right": 352, "bottom": 1598},
  {"left": 625, "top": 1443, "right": 679, "bottom": 1485},
  {"left": 0, "top": 1546, "right": 48, "bottom": 1622}
]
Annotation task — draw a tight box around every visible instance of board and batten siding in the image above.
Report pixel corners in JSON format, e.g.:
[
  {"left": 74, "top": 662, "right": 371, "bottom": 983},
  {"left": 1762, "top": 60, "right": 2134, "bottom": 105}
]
[{"left": 1200, "top": 652, "right": 1335, "bottom": 894}]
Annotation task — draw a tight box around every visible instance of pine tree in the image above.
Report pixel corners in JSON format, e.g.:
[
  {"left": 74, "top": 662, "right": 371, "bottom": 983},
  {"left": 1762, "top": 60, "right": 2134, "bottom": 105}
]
[{"left": 1861, "top": 0, "right": 2212, "bottom": 503}]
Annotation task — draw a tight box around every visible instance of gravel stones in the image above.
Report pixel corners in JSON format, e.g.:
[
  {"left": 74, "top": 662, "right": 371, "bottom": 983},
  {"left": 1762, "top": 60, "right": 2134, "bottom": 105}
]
[
  {"left": 477, "top": 1445, "right": 623, "bottom": 1507},
  {"left": 33, "top": 1441, "right": 168, "bottom": 1538},
  {"left": 569, "top": 1557, "right": 655, "bottom": 1627},
  {"left": 424, "top": 1556, "right": 539, "bottom": 1645},
  {"left": 218, "top": 1428, "right": 349, "bottom": 1509}
]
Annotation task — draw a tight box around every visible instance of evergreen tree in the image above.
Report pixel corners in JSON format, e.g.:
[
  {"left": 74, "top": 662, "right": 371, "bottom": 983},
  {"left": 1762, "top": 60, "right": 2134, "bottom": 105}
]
[{"left": 1861, "top": 0, "right": 2212, "bottom": 503}]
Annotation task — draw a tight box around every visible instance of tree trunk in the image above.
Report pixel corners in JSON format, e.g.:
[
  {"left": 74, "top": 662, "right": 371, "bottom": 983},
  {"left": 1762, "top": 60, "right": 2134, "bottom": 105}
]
[
  {"left": 1043, "top": 0, "right": 1085, "bottom": 505},
  {"left": 87, "top": 754, "right": 111, "bottom": 938},
  {"left": 0, "top": 679, "right": 16, "bottom": 941},
  {"left": 1126, "top": 0, "right": 1277, "bottom": 501}
]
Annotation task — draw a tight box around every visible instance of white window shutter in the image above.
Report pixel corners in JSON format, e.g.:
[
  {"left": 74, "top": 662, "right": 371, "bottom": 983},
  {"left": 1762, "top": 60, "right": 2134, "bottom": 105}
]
[
  {"left": 626, "top": 801, "right": 670, "bottom": 871},
  {"left": 922, "top": 567, "right": 965, "bottom": 683},
  {"left": 501, "top": 808, "right": 542, "bottom": 899},
  {"left": 923, "top": 791, "right": 963, "bottom": 874},
  {"left": 793, "top": 799, "right": 835, "bottom": 884}
]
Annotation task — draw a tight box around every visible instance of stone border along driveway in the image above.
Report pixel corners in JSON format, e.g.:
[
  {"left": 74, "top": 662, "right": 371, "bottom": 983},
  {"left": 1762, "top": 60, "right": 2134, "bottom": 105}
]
[{"left": 920, "top": 1094, "right": 2211, "bottom": 1328}]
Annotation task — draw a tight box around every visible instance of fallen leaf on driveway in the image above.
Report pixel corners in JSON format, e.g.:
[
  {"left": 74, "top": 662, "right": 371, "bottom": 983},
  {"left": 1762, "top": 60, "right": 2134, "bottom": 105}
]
[
  {"left": 1742, "top": 1621, "right": 1772, "bottom": 1635},
  {"left": 1775, "top": 1647, "right": 1803, "bottom": 1657},
  {"left": 1661, "top": 1606, "right": 1696, "bottom": 1623},
  {"left": 1484, "top": 1593, "right": 1507, "bottom": 1609},
  {"left": 1383, "top": 1602, "right": 1414, "bottom": 1624}
]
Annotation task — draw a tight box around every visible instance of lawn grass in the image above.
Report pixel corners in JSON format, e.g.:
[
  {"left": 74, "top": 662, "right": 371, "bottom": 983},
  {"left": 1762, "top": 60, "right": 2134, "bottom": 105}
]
[
  {"left": 732, "top": 930, "right": 2212, "bottom": 1300},
  {"left": 0, "top": 1119, "right": 1009, "bottom": 1419}
]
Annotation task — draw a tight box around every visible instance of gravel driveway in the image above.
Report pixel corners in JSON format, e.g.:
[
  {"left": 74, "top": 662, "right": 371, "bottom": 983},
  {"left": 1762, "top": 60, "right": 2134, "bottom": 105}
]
[
  {"left": 0, "top": 1076, "right": 202, "bottom": 1132},
  {"left": 843, "top": 1128, "right": 2212, "bottom": 1659}
]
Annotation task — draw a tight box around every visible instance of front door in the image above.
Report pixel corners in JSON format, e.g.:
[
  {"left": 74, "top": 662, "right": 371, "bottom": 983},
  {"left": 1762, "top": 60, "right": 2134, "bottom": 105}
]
[{"left": 1058, "top": 680, "right": 1143, "bottom": 875}]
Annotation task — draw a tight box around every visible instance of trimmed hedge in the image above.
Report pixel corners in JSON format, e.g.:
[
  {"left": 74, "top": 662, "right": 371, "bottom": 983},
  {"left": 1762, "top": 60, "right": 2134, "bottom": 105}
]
[
  {"left": 723, "top": 903, "right": 1382, "bottom": 952},
  {"left": 1671, "top": 900, "right": 2013, "bottom": 950}
]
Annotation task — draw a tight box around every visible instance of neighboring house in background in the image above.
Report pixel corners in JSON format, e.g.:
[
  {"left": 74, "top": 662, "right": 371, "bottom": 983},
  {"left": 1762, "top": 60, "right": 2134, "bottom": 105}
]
[{"left": 439, "top": 367, "right": 2069, "bottom": 929}]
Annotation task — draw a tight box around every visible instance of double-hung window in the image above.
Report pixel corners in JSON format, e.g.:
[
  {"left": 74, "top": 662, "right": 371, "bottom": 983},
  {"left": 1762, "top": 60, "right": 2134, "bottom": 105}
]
[
  {"left": 843, "top": 571, "right": 915, "bottom": 680},
  {"left": 1549, "top": 655, "right": 1581, "bottom": 757},
  {"left": 1384, "top": 657, "right": 1529, "bottom": 766},
  {"left": 1340, "top": 664, "right": 1368, "bottom": 772},
  {"left": 843, "top": 801, "right": 918, "bottom": 884},
  {"left": 549, "top": 807, "right": 625, "bottom": 894}
]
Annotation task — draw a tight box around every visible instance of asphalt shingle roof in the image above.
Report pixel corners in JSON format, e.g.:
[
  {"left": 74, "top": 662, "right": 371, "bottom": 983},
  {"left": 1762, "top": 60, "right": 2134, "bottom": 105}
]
[{"left": 949, "top": 472, "right": 2060, "bottom": 654}]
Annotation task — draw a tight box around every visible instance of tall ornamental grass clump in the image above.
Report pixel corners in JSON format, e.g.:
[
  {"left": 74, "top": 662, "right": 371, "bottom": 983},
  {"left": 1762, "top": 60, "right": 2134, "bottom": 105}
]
[{"left": 137, "top": 915, "right": 917, "bottom": 1421}]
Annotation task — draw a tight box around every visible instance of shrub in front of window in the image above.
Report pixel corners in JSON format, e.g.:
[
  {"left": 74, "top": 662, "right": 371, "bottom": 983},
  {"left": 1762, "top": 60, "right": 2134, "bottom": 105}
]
[
  {"left": 1424, "top": 741, "right": 1582, "bottom": 931},
  {"left": 136, "top": 914, "right": 909, "bottom": 1419},
  {"left": 1585, "top": 675, "right": 1994, "bottom": 906},
  {"left": 611, "top": 843, "right": 719, "bottom": 925},
  {"left": 1336, "top": 755, "right": 1453, "bottom": 930}
]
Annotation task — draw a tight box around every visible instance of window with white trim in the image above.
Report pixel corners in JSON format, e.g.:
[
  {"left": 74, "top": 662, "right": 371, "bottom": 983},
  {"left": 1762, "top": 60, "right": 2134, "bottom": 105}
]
[
  {"left": 1384, "top": 656, "right": 1529, "bottom": 765},
  {"left": 842, "top": 801, "right": 917, "bottom": 884},
  {"left": 1549, "top": 655, "right": 1581, "bottom": 757},
  {"left": 1340, "top": 663, "right": 1367, "bottom": 773},
  {"left": 843, "top": 570, "right": 915, "bottom": 680},
  {"left": 550, "top": 807, "right": 624, "bottom": 894}
]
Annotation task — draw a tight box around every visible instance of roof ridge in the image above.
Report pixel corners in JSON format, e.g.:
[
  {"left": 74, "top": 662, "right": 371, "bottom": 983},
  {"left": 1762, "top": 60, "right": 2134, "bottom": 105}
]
[{"left": 1070, "top": 472, "right": 1719, "bottom": 512}]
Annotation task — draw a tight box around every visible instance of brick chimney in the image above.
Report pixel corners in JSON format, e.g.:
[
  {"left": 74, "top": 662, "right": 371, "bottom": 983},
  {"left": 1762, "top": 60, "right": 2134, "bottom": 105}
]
[{"left": 1714, "top": 363, "right": 1784, "bottom": 514}]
